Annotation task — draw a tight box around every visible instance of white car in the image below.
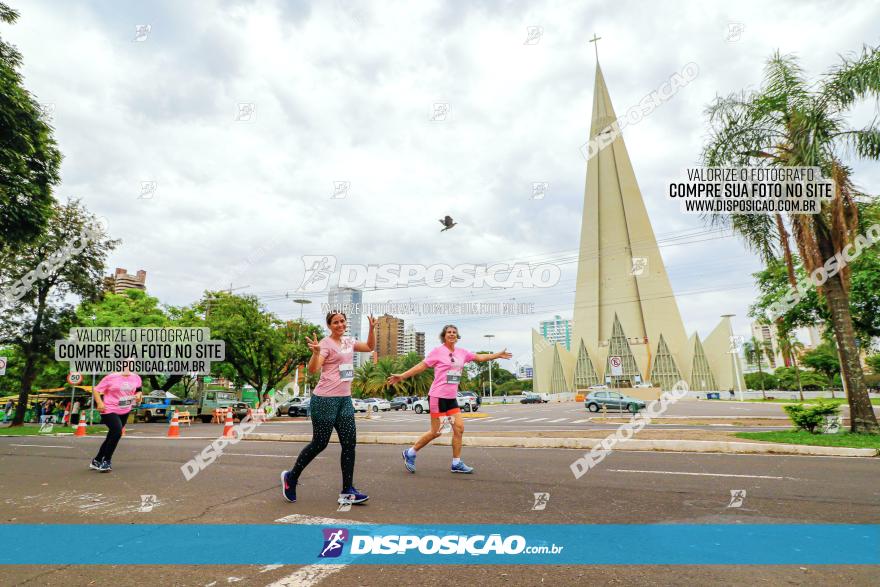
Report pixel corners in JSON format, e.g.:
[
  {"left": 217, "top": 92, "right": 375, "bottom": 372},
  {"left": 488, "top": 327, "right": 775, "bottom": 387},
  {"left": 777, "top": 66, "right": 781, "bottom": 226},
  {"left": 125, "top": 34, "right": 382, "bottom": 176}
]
[
  {"left": 456, "top": 392, "right": 479, "bottom": 412},
  {"left": 588, "top": 384, "right": 609, "bottom": 391},
  {"left": 633, "top": 382, "right": 654, "bottom": 389},
  {"left": 362, "top": 397, "right": 391, "bottom": 412},
  {"left": 351, "top": 398, "right": 368, "bottom": 412},
  {"left": 412, "top": 397, "right": 429, "bottom": 414}
]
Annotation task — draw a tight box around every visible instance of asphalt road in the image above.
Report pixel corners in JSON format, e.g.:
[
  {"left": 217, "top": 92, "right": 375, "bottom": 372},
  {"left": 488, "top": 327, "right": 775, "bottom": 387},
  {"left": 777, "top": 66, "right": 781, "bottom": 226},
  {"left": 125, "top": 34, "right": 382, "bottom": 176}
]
[{"left": 1, "top": 433, "right": 878, "bottom": 586}]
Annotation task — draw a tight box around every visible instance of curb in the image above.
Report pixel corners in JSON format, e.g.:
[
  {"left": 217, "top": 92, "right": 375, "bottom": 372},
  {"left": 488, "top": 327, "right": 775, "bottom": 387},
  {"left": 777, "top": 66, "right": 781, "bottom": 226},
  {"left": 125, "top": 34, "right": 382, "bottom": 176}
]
[{"left": 243, "top": 432, "right": 878, "bottom": 457}]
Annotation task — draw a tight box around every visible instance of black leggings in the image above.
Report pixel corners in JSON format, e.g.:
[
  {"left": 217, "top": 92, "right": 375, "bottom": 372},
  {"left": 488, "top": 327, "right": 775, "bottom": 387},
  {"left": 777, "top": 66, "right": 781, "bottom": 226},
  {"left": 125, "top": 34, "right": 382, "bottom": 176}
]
[
  {"left": 289, "top": 396, "right": 357, "bottom": 491},
  {"left": 95, "top": 412, "right": 129, "bottom": 462}
]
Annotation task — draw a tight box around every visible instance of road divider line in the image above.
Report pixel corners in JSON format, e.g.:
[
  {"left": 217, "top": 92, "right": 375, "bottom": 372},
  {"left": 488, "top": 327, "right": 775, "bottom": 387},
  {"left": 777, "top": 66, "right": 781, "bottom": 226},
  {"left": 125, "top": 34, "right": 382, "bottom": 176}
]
[
  {"left": 606, "top": 469, "right": 796, "bottom": 480},
  {"left": 547, "top": 418, "right": 568, "bottom": 423},
  {"left": 525, "top": 418, "right": 548, "bottom": 423},
  {"left": 8, "top": 444, "right": 74, "bottom": 449}
]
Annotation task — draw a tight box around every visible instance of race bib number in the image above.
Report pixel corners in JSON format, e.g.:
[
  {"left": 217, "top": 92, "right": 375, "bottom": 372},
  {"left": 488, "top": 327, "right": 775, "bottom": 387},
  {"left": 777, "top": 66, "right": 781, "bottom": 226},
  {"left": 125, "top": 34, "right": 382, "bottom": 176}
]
[
  {"left": 446, "top": 369, "right": 462, "bottom": 384},
  {"left": 339, "top": 363, "right": 354, "bottom": 381},
  {"left": 117, "top": 395, "right": 134, "bottom": 407}
]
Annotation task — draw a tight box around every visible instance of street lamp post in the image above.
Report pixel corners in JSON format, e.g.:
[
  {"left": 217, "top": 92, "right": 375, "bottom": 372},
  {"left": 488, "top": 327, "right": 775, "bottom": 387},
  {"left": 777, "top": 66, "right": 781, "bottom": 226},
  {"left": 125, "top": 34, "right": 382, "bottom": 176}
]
[
  {"left": 484, "top": 334, "right": 495, "bottom": 397},
  {"left": 721, "top": 314, "right": 744, "bottom": 402},
  {"left": 292, "top": 299, "right": 312, "bottom": 341}
]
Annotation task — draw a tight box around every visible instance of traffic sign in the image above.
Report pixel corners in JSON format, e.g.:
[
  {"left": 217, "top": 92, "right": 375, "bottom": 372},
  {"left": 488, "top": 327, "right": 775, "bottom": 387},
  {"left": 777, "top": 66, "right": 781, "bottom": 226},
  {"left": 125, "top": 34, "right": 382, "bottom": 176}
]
[
  {"left": 609, "top": 356, "right": 623, "bottom": 376},
  {"left": 67, "top": 372, "right": 84, "bottom": 386},
  {"left": 0, "top": 357, "right": 6, "bottom": 376},
  {"left": 203, "top": 376, "right": 213, "bottom": 383}
]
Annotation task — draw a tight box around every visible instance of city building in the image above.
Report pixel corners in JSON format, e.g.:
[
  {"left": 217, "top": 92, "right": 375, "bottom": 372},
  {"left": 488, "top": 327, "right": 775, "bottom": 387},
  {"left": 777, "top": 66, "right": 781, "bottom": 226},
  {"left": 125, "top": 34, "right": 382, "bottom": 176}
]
[
  {"left": 103, "top": 267, "right": 147, "bottom": 293},
  {"left": 517, "top": 364, "right": 534, "bottom": 380},
  {"left": 375, "top": 314, "right": 405, "bottom": 359},
  {"left": 327, "top": 287, "right": 363, "bottom": 366},
  {"left": 539, "top": 315, "right": 572, "bottom": 351},
  {"left": 400, "top": 325, "right": 426, "bottom": 358},
  {"left": 531, "top": 61, "right": 745, "bottom": 393}
]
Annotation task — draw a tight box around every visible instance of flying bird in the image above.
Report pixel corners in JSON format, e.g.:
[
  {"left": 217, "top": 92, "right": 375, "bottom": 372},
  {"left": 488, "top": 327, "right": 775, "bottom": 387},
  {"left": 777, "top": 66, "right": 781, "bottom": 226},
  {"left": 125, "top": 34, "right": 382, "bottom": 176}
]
[{"left": 439, "top": 216, "right": 457, "bottom": 232}]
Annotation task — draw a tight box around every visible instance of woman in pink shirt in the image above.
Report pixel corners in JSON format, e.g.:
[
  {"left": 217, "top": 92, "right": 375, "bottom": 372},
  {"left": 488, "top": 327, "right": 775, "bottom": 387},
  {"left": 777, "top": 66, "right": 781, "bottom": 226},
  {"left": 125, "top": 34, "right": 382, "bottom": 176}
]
[
  {"left": 389, "top": 324, "right": 511, "bottom": 474},
  {"left": 90, "top": 361, "right": 142, "bottom": 472},
  {"left": 281, "top": 312, "right": 376, "bottom": 504}
]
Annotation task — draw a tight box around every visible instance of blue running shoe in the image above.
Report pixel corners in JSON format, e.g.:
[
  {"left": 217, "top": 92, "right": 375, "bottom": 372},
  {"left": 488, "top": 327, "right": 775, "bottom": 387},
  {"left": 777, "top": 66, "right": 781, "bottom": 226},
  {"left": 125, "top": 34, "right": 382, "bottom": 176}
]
[
  {"left": 89, "top": 458, "right": 102, "bottom": 471},
  {"left": 341, "top": 486, "right": 369, "bottom": 504},
  {"left": 98, "top": 459, "right": 112, "bottom": 473},
  {"left": 450, "top": 461, "right": 473, "bottom": 474},
  {"left": 280, "top": 470, "right": 297, "bottom": 503},
  {"left": 402, "top": 449, "right": 416, "bottom": 473}
]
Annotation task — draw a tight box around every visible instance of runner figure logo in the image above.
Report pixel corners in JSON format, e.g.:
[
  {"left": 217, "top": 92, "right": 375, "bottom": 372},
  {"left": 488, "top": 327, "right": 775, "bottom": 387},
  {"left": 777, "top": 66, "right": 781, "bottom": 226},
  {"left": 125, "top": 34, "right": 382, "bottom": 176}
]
[
  {"left": 532, "top": 492, "right": 550, "bottom": 510},
  {"left": 319, "top": 528, "right": 349, "bottom": 558},
  {"left": 727, "top": 489, "right": 746, "bottom": 508},
  {"left": 39, "top": 415, "right": 55, "bottom": 434}
]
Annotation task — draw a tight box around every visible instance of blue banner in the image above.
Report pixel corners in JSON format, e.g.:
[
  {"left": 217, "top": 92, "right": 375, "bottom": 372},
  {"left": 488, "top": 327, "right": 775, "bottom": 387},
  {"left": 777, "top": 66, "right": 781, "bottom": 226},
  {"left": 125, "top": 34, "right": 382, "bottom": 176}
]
[{"left": 0, "top": 524, "right": 876, "bottom": 565}]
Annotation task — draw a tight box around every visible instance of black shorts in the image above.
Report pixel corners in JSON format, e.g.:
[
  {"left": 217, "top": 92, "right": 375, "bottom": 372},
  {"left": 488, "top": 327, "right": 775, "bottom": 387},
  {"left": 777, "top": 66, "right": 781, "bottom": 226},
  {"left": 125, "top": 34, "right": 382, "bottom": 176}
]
[{"left": 429, "top": 396, "right": 460, "bottom": 417}]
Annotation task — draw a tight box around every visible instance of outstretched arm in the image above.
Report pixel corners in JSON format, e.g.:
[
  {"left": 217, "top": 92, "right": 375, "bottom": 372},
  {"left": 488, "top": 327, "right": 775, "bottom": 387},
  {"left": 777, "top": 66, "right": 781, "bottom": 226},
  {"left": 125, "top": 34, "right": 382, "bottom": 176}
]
[
  {"left": 353, "top": 315, "right": 377, "bottom": 352},
  {"left": 472, "top": 348, "right": 512, "bottom": 363},
  {"left": 387, "top": 362, "right": 429, "bottom": 385}
]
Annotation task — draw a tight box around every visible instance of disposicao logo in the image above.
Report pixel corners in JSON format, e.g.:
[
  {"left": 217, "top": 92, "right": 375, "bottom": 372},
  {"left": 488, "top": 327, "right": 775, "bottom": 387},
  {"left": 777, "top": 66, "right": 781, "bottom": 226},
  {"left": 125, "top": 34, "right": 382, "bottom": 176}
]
[{"left": 319, "top": 528, "right": 349, "bottom": 558}]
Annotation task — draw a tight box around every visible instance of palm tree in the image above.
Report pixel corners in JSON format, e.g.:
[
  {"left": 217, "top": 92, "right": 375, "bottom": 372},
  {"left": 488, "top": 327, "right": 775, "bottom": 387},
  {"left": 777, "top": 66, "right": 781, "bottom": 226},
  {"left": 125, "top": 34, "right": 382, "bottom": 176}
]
[
  {"left": 777, "top": 329, "right": 806, "bottom": 400},
  {"left": 743, "top": 338, "right": 767, "bottom": 399},
  {"left": 353, "top": 362, "right": 377, "bottom": 398},
  {"left": 702, "top": 47, "right": 880, "bottom": 433},
  {"left": 369, "top": 357, "right": 398, "bottom": 399}
]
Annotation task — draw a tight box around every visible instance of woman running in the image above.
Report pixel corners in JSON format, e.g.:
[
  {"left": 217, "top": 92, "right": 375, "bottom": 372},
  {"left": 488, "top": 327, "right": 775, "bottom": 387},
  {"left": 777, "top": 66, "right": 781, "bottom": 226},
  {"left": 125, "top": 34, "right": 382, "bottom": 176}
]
[
  {"left": 281, "top": 312, "right": 376, "bottom": 504},
  {"left": 90, "top": 360, "right": 142, "bottom": 472},
  {"left": 389, "top": 324, "right": 511, "bottom": 474}
]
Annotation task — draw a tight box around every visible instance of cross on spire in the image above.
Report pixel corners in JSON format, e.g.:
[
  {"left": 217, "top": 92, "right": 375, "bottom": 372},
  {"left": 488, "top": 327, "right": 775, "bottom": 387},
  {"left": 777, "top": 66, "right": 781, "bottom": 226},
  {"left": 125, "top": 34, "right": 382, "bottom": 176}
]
[{"left": 589, "top": 33, "right": 601, "bottom": 61}]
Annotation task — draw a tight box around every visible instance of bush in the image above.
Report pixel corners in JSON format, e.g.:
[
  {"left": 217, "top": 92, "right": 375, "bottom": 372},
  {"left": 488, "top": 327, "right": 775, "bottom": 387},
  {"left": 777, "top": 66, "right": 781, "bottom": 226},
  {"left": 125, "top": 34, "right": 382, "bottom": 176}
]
[
  {"left": 783, "top": 400, "right": 840, "bottom": 434},
  {"left": 744, "top": 372, "right": 777, "bottom": 390}
]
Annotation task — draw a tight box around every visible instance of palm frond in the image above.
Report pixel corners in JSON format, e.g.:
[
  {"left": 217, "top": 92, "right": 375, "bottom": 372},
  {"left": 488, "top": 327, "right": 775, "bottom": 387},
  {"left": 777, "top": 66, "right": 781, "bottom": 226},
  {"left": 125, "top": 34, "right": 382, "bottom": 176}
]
[{"left": 821, "top": 44, "right": 880, "bottom": 111}]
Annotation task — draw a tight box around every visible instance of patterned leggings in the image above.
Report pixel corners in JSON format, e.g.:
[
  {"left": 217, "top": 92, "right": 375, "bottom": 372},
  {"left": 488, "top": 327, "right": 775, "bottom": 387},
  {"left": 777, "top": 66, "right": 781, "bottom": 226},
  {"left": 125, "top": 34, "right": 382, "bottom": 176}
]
[{"left": 289, "top": 395, "right": 357, "bottom": 491}]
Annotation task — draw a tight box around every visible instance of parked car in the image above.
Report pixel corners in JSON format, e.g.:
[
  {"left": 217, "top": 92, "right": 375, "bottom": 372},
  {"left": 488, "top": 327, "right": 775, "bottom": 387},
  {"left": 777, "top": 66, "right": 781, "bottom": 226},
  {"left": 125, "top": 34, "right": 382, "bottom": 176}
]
[
  {"left": 520, "top": 392, "right": 547, "bottom": 404},
  {"left": 459, "top": 391, "right": 482, "bottom": 407},
  {"left": 287, "top": 397, "right": 310, "bottom": 417},
  {"left": 456, "top": 392, "right": 478, "bottom": 412},
  {"left": 633, "top": 382, "right": 654, "bottom": 389},
  {"left": 584, "top": 390, "right": 645, "bottom": 413},
  {"left": 275, "top": 395, "right": 307, "bottom": 417},
  {"left": 588, "top": 384, "right": 609, "bottom": 391},
  {"left": 230, "top": 402, "right": 250, "bottom": 421},
  {"left": 362, "top": 397, "right": 391, "bottom": 412},
  {"left": 390, "top": 396, "right": 410, "bottom": 410},
  {"left": 411, "top": 397, "right": 429, "bottom": 414},
  {"left": 352, "top": 398, "right": 368, "bottom": 412}
]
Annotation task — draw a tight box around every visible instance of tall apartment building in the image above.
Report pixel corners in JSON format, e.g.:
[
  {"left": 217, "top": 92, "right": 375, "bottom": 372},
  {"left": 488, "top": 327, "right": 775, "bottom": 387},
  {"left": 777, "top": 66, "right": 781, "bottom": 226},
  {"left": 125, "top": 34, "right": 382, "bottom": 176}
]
[
  {"left": 749, "top": 322, "right": 786, "bottom": 369},
  {"left": 400, "top": 325, "right": 426, "bottom": 358},
  {"left": 103, "top": 268, "right": 147, "bottom": 294},
  {"left": 539, "top": 315, "right": 572, "bottom": 351},
  {"left": 376, "top": 314, "right": 405, "bottom": 359},
  {"left": 327, "top": 287, "right": 363, "bottom": 366}
]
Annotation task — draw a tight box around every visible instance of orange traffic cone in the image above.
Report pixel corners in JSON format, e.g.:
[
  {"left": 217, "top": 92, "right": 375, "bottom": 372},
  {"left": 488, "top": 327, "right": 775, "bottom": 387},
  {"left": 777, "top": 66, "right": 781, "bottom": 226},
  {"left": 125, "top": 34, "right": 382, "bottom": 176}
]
[
  {"left": 223, "top": 409, "right": 234, "bottom": 438},
  {"left": 74, "top": 418, "right": 87, "bottom": 437},
  {"left": 167, "top": 411, "right": 180, "bottom": 438}
]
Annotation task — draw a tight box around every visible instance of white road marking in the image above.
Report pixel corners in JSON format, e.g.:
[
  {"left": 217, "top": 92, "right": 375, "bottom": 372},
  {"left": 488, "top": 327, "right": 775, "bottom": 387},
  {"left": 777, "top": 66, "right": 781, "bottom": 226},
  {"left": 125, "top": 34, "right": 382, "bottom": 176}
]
[
  {"left": 270, "top": 514, "right": 373, "bottom": 587},
  {"left": 488, "top": 417, "right": 510, "bottom": 422},
  {"left": 571, "top": 419, "right": 591, "bottom": 424},
  {"left": 547, "top": 418, "right": 568, "bottom": 423},
  {"left": 525, "top": 418, "right": 548, "bottom": 423},
  {"left": 607, "top": 469, "right": 796, "bottom": 480},
  {"left": 8, "top": 444, "right": 74, "bottom": 449},
  {"left": 224, "top": 453, "right": 291, "bottom": 458},
  {"left": 505, "top": 418, "right": 529, "bottom": 422}
]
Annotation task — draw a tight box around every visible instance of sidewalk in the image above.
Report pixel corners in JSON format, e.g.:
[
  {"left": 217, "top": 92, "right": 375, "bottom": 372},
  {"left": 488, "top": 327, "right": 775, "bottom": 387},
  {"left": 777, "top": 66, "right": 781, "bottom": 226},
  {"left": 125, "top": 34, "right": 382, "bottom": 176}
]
[{"left": 243, "top": 430, "right": 878, "bottom": 458}]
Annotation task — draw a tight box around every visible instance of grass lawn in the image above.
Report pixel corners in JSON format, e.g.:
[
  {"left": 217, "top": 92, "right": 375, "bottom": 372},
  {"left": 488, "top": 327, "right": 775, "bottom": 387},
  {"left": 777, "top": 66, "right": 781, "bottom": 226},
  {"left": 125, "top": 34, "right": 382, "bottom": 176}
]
[
  {"left": 0, "top": 425, "right": 104, "bottom": 436},
  {"left": 735, "top": 429, "right": 880, "bottom": 449},
  {"left": 743, "top": 398, "right": 880, "bottom": 405}
]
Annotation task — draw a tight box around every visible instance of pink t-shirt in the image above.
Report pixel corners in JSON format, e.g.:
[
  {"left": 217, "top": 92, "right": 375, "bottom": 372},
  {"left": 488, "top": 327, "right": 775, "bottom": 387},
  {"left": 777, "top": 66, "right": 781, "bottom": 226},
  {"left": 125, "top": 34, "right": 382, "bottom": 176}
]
[
  {"left": 424, "top": 345, "right": 476, "bottom": 399},
  {"left": 313, "top": 336, "right": 355, "bottom": 397},
  {"left": 95, "top": 373, "right": 142, "bottom": 415}
]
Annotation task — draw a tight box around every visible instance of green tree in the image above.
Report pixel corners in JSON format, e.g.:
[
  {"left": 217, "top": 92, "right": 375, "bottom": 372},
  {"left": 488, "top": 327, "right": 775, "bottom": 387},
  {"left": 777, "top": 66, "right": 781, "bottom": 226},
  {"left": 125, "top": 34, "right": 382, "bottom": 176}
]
[
  {"left": 0, "top": 3, "right": 62, "bottom": 252},
  {"left": 777, "top": 329, "right": 806, "bottom": 400},
  {"left": 801, "top": 342, "right": 841, "bottom": 382},
  {"left": 744, "top": 371, "right": 777, "bottom": 391},
  {"left": 702, "top": 46, "right": 880, "bottom": 432},
  {"left": 201, "top": 292, "right": 320, "bottom": 394},
  {"left": 743, "top": 338, "right": 768, "bottom": 398},
  {"left": 0, "top": 200, "right": 117, "bottom": 425}
]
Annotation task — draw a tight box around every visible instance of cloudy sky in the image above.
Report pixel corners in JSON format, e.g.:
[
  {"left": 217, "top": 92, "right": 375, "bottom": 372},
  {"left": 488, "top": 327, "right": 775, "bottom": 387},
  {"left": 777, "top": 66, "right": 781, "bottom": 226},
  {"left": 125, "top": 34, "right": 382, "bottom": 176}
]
[{"left": 7, "top": 0, "right": 880, "bottom": 368}]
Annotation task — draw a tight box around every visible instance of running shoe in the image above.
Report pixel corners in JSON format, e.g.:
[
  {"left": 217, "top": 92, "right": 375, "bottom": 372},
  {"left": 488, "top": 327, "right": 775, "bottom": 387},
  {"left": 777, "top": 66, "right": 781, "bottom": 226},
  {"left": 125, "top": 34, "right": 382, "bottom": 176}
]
[
  {"left": 450, "top": 461, "right": 473, "bottom": 474},
  {"left": 280, "top": 470, "right": 297, "bottom": 503},
  {"left": 89, "top": 458, "right": 102, "bottom": 471},
  {"left": 341, "top": 486, "right": 369, "bottom": 504},
  {"left": 402, "top": 449, "right": 416, "bottom": 473},
  {"left": 98, "top": 459, "right": 112, "bottom": 473}
]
